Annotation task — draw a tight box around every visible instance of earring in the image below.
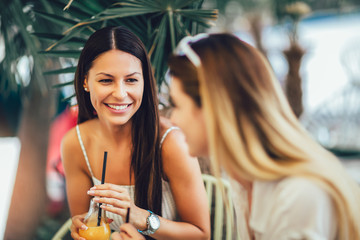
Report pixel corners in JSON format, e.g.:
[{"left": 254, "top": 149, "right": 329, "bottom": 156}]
[{"left": 84, "top": 87, "right": 88, "bottom": 92}]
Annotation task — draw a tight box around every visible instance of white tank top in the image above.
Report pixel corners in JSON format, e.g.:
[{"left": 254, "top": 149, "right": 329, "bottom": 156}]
[{"left": 76, "top": 125, "right": 179, "bottom": 231}]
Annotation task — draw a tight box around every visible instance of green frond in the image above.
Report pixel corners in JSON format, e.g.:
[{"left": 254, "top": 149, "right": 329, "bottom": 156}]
[
  {"left": 33, "top": 33, "right": 86, "bottom": 48},
  {"left": 44, "top": 66, "right": 77, "bottom": 75},
  {"left": 168, "top": 0, "right": 204, "bottom": 9},
  {"left": 61, "top": 93, "right": 76, "bottom": 103},
  {"left": 175, "top": 9, "right": 218, "bottom": 20},
  {"left": 100, "top": 7, "right": 160, "bottom": 16},
  {"left": 31, "top": 0, "right": 218, "bottom": 97},
  {"left": 46, "top": 26, "right": 88, "bottom": 51},
  {"left": 38, "top": 50, "right": 81, "bottom": 58},
  {"left": 34, "top": 10, "right": 78, "bottom": 27},
  {"left": 52, "top": 80, "right": 74, "bottom": 88}
]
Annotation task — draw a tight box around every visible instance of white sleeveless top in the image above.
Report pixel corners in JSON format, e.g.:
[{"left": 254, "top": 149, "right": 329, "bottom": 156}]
[{"left": 76, "top": 125, "right": 179, "bottom": 231}]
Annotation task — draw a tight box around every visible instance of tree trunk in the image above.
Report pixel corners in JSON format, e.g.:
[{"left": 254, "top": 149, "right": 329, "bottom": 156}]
[
  {"left": 248, "top": 13, "right": 267, "bottom": 57},
  {"left": 4, "top": 82, "right": 56, "bottom": 239},
  {"left": 284, "top": 43, "right": 305, "bottom": 118}
]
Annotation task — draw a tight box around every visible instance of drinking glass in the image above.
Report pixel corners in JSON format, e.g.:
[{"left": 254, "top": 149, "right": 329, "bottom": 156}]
[{"left": 78, "top": 199, "right": 111, "bottom": 240}]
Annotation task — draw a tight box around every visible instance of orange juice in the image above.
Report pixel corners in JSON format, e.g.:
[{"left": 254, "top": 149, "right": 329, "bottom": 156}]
[{"left": 79, "top": 219, "right": 111, "bottom": 240}]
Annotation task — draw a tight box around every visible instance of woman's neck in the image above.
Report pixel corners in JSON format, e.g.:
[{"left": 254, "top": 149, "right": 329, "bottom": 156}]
[
  {"left": 233, "top": 176, "right": 253, "bottom": 211},
  {"left": 98, "top": 118, "right": 133, "bottom": 146},
  {"left": 235, "top": 177, "right": 254, "bottom": 239}
]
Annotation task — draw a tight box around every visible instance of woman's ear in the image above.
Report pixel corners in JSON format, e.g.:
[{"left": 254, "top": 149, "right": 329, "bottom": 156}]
[{"left": 83, "top": 77, "right": 89, "bottom": 92}]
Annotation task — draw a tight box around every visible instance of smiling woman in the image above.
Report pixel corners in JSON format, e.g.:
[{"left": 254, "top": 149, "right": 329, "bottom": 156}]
[
  {"left": 60, "top": 26, "right": 210, "bottom": 240},
  {"left": 83, "top": 49, "right": 144, "bottom": 126}
]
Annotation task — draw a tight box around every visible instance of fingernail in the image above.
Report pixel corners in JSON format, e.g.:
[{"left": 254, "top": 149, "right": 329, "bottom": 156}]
[
  {"left": 81, "top": 225, "right": 88, "bottom": 230},
  {"left": 87, "top": 190, "right": 95, "bottom": 195},
  {"left": 93, "top": 197, "right": 100, "bottom": 202},
  {"left": 79, "top": 238, "right": 86, "bottom": 240},
  {"left": 90, "top": 186, "right": 96, "bottom": 190}
]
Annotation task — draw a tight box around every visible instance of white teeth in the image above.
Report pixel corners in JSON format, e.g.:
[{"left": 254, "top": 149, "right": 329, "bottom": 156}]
[{"left": 107, "top": 104, "right": 129, "bottom": 110}]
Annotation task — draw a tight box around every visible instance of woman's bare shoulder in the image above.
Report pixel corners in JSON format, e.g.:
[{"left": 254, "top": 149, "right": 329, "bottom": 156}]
[
  {"left": 61, "top": 125, "right": 78, "bottom": 150},
  {"left": 61, "top": 119, "right": 98, "bottom": 161},
  {"left": 159, "top": 116, "right": 174, "bottom": 134}
]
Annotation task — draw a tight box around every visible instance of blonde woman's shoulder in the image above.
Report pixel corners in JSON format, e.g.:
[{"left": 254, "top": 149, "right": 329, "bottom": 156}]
[
  {"left": 269, "top": 177, "right": 335, "bottom": 212},
  {"left": 252, "top": 177, "right": 337, "bottom": 239},
  {"left": 277, "top": 177, "right": 331, "bottom": 199}
]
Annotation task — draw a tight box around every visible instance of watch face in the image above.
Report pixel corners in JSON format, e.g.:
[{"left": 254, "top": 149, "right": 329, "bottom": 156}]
[{"left": 149, "top": 215, "right": 160, "bottom": 230}]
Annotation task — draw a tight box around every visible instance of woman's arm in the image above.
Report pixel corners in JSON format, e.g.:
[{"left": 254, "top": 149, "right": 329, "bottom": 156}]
[
  {"left": 112, "top": 224, "right": 145, "bottom": 240},
  {"left": 88, "top": 128, "right": 210, "bottom": 240},
  {"left": 153, "top": 128, "right": 210, "bottom": 240},
  {"left": 61, "top": 127, "right": 93, "bottom": 216}
]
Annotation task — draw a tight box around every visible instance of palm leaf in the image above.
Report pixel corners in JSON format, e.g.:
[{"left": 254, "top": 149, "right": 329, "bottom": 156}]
[
  {"left": 52, "top": 80, "right": 74, "bottom": 88},
  {"left": 44, "top": 66, "right": 77, "bottom": 75},
  {"left": 38, "top": 50, "right": 81, "bottom": 58},
  {"left": 33, "top": 0, "right": 218, "bottom": 99},
  {"left": 34, "top": 10, "right": 78, "bottom": 27},
  {"left": 32, "top": 33, "right": 86, "bottom": 48},
  {"left": 46, "top": 26, "right": 90, "bottom": 51},
  {"left": 61, "top": 93, "right": 76, "bottom": 103}
]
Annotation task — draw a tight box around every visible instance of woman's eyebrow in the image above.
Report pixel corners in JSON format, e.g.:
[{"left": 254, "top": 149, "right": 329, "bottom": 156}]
[
  {"left": 95, "top": 72, "right": 141, "bottom": 77},
  {"left": 96, "top": 72, "right": 141, "bottom": 78},
  {"left": 96, "top": 72, "right": 114, "bottom": 77},
  {"left": 125, "top": 72, "right": 141, "bottom": 77}
]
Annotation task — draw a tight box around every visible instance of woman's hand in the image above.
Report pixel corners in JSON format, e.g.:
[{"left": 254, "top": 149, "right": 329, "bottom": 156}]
[
  {"left": 70, "top": 212, "right": 114, "bottom": 240},
  {"left": 111, "top": 224, "right": 145, "bottom": 240},
  {"left": 70, "top": 213, "right": 88, "bottom": 240},
  {"left": 87, "top": 183, "right": 148, "bottom": 230}
]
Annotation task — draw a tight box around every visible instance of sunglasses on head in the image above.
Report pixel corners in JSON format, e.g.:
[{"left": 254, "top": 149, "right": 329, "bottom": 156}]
[{"left": 174, "top": 33, "right": 209, "bottom": 67}]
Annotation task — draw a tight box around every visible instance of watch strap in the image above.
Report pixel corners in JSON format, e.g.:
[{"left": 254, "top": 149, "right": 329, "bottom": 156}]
[{"left": 138, "top": 210, "right": 160, "bottom": 236}]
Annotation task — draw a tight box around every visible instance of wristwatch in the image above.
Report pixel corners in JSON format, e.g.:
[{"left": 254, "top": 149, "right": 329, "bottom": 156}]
[{"left": 138, "top": 210, "right": 160, "bottom": 235}]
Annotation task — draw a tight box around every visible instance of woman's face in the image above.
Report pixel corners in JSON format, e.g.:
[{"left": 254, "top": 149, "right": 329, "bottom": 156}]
[
  {"left": 170, "top": 77, "right": 209, "bottom": 157},
  {"left": 84, "top": 49, "right": 144, "bottom": 126}
]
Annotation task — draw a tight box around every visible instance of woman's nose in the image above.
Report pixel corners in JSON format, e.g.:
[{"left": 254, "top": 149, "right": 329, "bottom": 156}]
[{"left": 112, "top": 83, "right": 128, "bottom": 98}]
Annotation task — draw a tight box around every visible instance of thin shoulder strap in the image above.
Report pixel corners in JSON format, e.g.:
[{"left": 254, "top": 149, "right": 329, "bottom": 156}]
[
  {"left": 160, "top": 126, "right": 180, "bottom": 148},
  {"left": 76, "top": 125, "right": 95, "bottom": 178}
]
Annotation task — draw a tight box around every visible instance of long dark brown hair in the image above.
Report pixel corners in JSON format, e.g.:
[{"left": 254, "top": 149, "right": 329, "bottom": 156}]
[{"left": 74, "top": 26, "right": 162, "bottom": 221}]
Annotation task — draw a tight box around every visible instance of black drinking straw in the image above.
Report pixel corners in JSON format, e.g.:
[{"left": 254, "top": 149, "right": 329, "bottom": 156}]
[
  {"left": 97, "top": 151, "right": 108, "bottom": 226},
  {"left": 125, "top": 207, "right": 130, "bottom": 223}
]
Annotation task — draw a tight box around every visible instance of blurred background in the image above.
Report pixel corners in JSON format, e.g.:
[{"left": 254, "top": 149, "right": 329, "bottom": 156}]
[{"left": 1, "top": 0, "right": 360, "bottom": 239}]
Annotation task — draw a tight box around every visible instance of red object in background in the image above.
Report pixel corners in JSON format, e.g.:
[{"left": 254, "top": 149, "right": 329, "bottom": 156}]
[
  {"left": 46, "top": 106, "right": 78, "bottom": 176},
  {"left": 46, "top": 106, "right": 78, "bottom": 216}
]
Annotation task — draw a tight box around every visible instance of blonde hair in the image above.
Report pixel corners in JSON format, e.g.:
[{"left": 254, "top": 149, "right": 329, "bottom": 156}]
[{"left": 179, "top": 33, "right": 360, "bottom": 239}]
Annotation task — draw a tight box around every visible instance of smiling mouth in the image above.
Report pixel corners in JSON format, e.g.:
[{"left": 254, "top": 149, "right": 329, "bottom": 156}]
[{"left": 105, "top": 103, "right": 131, "bottom": 110}]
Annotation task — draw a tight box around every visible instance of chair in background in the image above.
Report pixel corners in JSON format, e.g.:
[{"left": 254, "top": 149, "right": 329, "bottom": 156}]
[
  {"left": 51, "top": 218, "right": 72, "bottom": 240},
  {"left": 202, "top": 174, "right": 240, "bottom": 240}
]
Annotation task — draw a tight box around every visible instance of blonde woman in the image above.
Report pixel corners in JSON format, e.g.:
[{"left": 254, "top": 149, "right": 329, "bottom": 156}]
[{"left": 167, "top": 32, "right": 360, "bottom": 240}]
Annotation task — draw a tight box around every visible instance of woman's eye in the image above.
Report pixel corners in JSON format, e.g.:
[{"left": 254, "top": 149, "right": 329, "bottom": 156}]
[
  {"left": 126, "top": 78, "right": 138, "bottom": 83},
  {"left": 169, "top": 97, "right": 176, "bottom": 108},
  {"left": 99, "top": 79, "right": 112, "bottom": 83}
]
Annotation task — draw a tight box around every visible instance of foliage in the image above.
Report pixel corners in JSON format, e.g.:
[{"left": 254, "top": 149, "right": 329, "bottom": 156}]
[
  {"left": 35, "top": 0, "right": 218, "bottom": 101},
  {"left": 0, "top": 0, "right": 47, "bottom": 98},
  {"left": 272, "top": 0, "right": 359, "bottom": 22},
  {"left": 0, "top": 0, "right": 61, "bottom": 135}
]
